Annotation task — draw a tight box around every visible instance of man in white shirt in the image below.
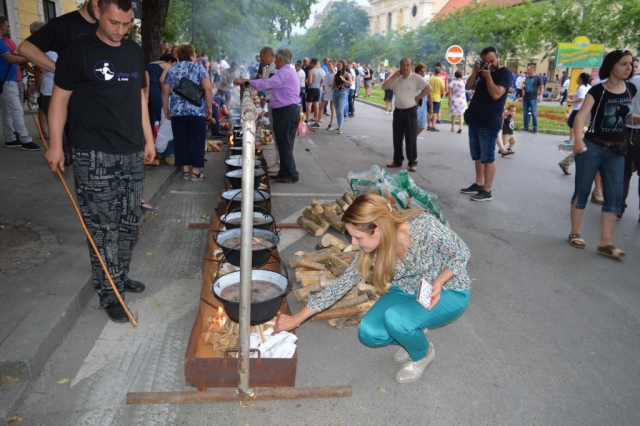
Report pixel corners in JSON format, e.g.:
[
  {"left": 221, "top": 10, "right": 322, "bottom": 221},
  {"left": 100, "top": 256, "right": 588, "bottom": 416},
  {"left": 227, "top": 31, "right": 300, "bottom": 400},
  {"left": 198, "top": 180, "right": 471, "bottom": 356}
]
[
  {"left": 559, "top": 77, "right": 570, "bottom": 106},
  {"left": 382, "top": 58, "right": 431, "bottom": 172}
]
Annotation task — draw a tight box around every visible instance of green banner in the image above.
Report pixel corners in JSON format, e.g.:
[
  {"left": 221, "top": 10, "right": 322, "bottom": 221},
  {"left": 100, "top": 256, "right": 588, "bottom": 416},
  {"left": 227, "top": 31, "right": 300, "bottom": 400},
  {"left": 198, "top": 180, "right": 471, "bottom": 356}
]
[{"left": 555, "top": 37, "right": 604, "bottom": 69}]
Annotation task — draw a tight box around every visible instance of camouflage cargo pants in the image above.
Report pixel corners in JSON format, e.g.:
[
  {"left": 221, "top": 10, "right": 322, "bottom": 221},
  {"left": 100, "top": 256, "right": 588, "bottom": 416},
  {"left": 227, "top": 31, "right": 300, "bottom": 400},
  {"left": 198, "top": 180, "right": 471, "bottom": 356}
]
[{"left": 72, "top": 149, "right": 143, "bottom": 307}]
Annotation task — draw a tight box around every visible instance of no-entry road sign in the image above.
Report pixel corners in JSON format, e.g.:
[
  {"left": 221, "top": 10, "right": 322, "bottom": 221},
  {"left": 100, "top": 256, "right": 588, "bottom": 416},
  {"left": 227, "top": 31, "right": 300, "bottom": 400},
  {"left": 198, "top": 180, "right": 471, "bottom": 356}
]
[{"left": 446, "top": 45, "right": 464, "bottom": 65}]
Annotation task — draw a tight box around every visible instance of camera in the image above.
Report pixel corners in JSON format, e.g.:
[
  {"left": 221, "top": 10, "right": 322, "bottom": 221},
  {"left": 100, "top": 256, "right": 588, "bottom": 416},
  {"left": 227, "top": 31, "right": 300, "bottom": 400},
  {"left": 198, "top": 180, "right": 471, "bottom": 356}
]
[{"left": 480, "top": 61, "right": 490, "bottom": 71}]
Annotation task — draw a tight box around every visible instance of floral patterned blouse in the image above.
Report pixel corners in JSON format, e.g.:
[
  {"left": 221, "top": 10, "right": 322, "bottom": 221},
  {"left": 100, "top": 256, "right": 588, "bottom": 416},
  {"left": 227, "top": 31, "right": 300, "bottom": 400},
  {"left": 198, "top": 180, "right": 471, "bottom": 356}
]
[
  {"left": 163, "top": 61, "right": 208, "bottom": 117},
  {"left": 307, "top": 213, "right": 471, "bottom": 312}
]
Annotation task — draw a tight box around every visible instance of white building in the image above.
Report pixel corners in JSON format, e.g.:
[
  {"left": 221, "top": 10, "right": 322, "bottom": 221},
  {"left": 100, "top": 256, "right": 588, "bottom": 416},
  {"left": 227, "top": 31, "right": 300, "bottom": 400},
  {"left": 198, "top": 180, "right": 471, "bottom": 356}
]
[{"left": 368, "top": 0, "right": 449, "bottom": 34}]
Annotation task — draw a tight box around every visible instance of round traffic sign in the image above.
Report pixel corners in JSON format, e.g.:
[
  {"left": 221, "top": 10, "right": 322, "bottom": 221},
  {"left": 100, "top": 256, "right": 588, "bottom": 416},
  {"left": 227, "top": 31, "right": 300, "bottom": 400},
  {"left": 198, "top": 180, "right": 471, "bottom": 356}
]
[{"left": 446, "top": 45, "right": 464, "bottom": 65}]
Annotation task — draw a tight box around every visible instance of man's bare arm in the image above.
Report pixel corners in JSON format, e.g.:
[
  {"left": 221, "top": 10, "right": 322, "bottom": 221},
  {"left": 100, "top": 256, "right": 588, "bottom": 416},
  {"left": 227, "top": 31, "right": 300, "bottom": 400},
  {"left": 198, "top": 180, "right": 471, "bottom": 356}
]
[{"left": 18, "top": 40, "right": 56, "bottom": 72}]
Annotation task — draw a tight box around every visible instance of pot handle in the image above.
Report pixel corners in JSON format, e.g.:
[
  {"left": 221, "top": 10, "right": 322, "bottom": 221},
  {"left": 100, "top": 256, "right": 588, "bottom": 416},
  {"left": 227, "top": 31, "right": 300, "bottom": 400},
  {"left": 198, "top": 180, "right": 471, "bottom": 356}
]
[{"left": 224, "top": 348, "right": 262, "bottom": 360}]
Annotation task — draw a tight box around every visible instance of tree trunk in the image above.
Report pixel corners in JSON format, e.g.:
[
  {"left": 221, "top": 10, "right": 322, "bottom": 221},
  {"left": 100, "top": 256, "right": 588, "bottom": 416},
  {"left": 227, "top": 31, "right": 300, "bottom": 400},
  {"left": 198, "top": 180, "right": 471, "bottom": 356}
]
[{"left": 141, "top": 0, "right": 171, "bottom": 64}]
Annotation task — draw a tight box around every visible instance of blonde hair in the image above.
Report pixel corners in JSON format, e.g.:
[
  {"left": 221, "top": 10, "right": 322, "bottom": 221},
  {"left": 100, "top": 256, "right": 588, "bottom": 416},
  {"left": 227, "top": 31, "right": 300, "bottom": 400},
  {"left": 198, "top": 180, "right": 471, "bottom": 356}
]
[
  {"left": 177, "top": 44, "right": 196, "bottom": 62},
  {"left": 342, "top": 194, "right": 422, "bottom": 294}
]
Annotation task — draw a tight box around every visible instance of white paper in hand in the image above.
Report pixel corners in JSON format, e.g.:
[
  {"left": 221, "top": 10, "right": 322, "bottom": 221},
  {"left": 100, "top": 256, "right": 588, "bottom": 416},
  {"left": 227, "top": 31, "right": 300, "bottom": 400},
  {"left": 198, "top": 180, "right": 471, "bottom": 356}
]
[{"left": 417, "top": 279, "right": 433, "bottom": 310}]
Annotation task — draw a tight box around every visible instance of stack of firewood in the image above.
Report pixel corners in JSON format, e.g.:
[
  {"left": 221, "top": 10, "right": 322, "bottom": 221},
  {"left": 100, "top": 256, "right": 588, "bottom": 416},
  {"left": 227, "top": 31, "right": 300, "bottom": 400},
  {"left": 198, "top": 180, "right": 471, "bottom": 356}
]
[
  {"left": 206, "top": 139, "right": 223, "bottom": 152},
  {"left": 289, "top": 233, "right": 382, "bottom": 329},
  {"left": 259, "top": 128, "right": 274, "bottom": 145},
  {"left": 296, "top": 193, "right": 355, "bottom": 237}
]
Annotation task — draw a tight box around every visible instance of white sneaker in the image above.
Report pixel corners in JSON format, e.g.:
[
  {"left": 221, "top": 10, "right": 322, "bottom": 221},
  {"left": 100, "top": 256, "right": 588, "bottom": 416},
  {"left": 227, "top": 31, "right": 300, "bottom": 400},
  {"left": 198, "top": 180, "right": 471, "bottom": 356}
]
[
  {"left": 394, "top": 328, "right": 429, "bottom": 363},
  {"left": 338, "top": 128, "right": 344, "bottom": 134},
  {"left": 395, "top": 342, "right": 435, "bottom": 384}
]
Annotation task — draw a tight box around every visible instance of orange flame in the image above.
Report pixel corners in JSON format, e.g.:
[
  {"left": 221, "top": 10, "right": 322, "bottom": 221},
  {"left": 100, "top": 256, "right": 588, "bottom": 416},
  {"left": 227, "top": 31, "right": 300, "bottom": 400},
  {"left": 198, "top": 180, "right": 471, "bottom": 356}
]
[
  {"left": 229, "top": 134, "right": 234, "bottom": 146},
  {"left": 214, "top": 307, "right": 227, "bottom": 329}
]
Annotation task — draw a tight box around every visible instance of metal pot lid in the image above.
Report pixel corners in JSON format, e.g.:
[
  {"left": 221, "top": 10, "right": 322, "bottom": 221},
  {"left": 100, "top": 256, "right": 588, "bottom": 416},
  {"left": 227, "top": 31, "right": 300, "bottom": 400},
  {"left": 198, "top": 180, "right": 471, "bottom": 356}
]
[
  {"left": 226, "top": 168, "right": 265, "bottom": 178},
  {"left": 221, "top": 189, "right": 271, "bottom": 202},
  {"left": 220, "top": 211, "right": 273, "bottom": 224}
]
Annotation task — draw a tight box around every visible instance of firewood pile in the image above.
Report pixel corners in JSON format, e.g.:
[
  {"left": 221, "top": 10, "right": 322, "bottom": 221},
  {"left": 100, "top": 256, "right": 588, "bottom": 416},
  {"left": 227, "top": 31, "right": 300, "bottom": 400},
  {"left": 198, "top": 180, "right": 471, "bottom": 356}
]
[
  {"left": 259, "top": 128, "right": 274, "bottom": 145},
  {"left": 206, "top": 139, "right": 223, "bottom": 152},
  {"left": 289, "top": 229, "right": 383, "bottom": 330},
  {"left": 296, "top": 193, "right": 355, "bottom": 237}
]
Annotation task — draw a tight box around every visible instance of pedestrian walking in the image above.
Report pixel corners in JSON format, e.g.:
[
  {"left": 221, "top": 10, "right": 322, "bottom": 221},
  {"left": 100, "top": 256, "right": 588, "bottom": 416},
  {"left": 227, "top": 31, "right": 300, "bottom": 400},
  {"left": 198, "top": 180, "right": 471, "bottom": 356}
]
[
  {"left": 558, "top": 72, "right": 591, "bottom": 175},
  {"left": 332, "top": 60, "right": 352, "bottom": 135},
  {"left": 522, "top": 64, "right": 544, "bottom": 134},
  {"left": 448, "top": 70, "right": 467, "bottom": 133}
]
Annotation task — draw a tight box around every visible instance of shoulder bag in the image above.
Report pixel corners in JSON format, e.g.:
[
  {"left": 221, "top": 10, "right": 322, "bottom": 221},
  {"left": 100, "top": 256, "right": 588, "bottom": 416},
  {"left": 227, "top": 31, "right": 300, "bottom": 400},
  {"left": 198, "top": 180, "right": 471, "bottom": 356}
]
[{"left": 173, "top": 63, "right": 204, "bottom": 107}]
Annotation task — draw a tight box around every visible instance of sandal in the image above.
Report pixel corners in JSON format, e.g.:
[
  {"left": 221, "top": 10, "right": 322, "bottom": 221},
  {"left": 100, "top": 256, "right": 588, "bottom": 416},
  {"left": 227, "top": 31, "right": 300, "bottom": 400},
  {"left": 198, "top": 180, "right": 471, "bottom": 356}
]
[
  {"left": 568, "top": 233, "right": 586, "bottom": 249},
  {"left": 457, "top": 129, "right": 462, "bottom": 134},
  {"left": 597, "top": 245, "right": 626, "bottom": 259},
  {"left": 140, "top": 201, "right": 154, "bottom": 212},
  {"left": 508, "top": 149, "right": 515, "bottom": 155},
  {"left": 182, "top": 171, "right": 191, "bottom": 180},
  {"left": 500, "top": 151, "right": 511, "bottom": 157},
  {"left": 190, "top": 172, "right": 206, "bottom": 182}
]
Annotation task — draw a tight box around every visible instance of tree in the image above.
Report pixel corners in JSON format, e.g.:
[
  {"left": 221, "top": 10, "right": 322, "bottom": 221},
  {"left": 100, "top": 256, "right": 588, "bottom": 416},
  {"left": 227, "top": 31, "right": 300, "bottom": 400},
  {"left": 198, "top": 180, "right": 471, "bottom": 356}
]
[{"left": 141, "top": 0, "right": 171, "bottom": 63}]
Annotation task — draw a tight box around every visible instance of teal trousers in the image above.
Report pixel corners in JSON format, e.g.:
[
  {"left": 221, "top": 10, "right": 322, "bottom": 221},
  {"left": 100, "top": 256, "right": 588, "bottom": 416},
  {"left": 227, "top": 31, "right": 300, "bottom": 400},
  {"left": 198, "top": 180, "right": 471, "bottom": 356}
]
[{"left": 358, "top": 286, "right": 470, "bottom": 361}]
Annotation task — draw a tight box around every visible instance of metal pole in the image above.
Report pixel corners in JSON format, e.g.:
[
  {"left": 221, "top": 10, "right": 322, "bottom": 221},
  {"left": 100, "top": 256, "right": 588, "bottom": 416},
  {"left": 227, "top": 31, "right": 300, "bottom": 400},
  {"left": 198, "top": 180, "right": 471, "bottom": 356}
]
[{"left": 237, "top": 83, "right": 258, "bottom": 396}]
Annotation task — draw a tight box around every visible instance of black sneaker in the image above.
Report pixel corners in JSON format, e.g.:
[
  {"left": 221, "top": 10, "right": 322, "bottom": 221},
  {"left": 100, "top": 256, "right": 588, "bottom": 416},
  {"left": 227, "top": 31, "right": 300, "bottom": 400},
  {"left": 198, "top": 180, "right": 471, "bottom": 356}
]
[
  {"left": 460, "top": 183, "right": 484, "bottom": 194},
  {"left": 275, "top": 176, "right": 299, "bottom": 183},
  {"left": 470, "top": 189, "right": 492, "bottom": 202},
  {"left": 326, "top": 125, "right": 334, "bottom": 130},
  {"left": 311, "top": 123, "right": 320, "bottom": 128},
  {"left": 21, "top": 142, "right": 42, "bottom": 151},
  {"left": 4, "top": 140, "right": 21, "bottom": 148}
]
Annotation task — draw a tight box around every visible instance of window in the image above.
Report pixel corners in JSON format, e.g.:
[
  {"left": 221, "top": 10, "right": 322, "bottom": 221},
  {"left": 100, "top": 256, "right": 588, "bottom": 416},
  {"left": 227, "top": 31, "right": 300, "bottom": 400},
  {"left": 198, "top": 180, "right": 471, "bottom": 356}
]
[
  {"left": 387, "top": 12, "right": 392, "bottom": 32},
  {"left": 0, "top": 0, "right": 6, "bottom": 18},
  {"left": 43, "top": 0, "right": 57, "bottom": 22},
  {"left": 412, "top": 5, "right": 417, "bottom": 17}
]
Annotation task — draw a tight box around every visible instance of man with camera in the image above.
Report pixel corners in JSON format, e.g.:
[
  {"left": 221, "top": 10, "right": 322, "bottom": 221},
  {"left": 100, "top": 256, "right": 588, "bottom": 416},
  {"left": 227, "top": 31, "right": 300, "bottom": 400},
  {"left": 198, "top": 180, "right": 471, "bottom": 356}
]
[{"left": 461, "top": 47, "right": 512, "bottom": 201}]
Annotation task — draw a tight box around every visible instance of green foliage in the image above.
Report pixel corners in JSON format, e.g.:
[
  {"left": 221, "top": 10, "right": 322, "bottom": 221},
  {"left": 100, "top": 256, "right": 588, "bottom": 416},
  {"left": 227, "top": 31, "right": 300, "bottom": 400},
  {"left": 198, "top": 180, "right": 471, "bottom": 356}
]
[{"left": 163, "top": 0, "right": 315, "bottom": 60}]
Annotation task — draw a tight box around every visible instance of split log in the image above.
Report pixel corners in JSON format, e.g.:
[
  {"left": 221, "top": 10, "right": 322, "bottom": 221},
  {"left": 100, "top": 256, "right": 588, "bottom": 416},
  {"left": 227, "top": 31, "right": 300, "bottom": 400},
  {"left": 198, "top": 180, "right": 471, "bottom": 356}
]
[
  {"left": 330, "top": 294, "right": 369, "bottom": 310},
  {"left": 321, "top": 234, "right": 348, "bottom": 250},
  {"left": 301, "top": 276, "right": 320, "bottom": 287},
  {"left": 294, "top": 267, "right": 334, "bottom": 282},
  {"left": 326, "top": 255, "right": 349, "bottom": 277},
  {"left": 293, "top": 277, "right": 334, "bottom": 300},
  {"left": 302, "top": 207, "right": 327, "bottom": 227},
  {"left": 289, "top": 247, "right": 339, "bottom": 268},
  {"left": 309, "top": 200, "right": 324, "bottom": 215},
  {"left": 342, "top": 245, "right": 355, "bottom": 252},
  {"left": 342, "top": 193, "right": 355, "bottom": 204},
  {"left": 312, "top": 301, "right": 375, "bottom": 320},
  {"left": 342, "top": 289, "right": 360, "bottom": 300},
  {"left": 335, "top": 198, "right": 350, "bottom": 211},
  {"left": 333, "top": 251, "right": 357, "bottom": 264},
  {"left": 357, "top": 282, "right": 377, "bottom": 293},
  {"left": 322, "top": 201, "right": 343, "bottom": 216},
  {"left": 321, "top": 207, "right": 345, "bottom": 233},
  {"left": 297, "top": 216, "right": 329, "bottom": 237}
]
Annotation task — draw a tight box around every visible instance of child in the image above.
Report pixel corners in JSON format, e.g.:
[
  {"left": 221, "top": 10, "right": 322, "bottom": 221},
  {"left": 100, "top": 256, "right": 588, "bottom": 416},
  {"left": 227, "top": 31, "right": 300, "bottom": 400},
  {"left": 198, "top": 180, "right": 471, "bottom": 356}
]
[
  {"left": 498, "top": 105, "right": 517, "bottom": 156},
  {"left": 258, "top": 98, "right": 270, "bottom": 127}
]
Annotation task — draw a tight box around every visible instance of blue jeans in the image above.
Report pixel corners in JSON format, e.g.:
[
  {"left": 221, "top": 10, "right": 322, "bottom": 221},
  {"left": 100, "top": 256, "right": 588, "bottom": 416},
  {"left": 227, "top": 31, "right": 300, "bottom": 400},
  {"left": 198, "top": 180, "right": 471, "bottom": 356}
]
[
  {"left": 572, "top": 139, "right": 625, "bottom": 214},
  {"left": 522, "top": 99, "right": 538, "bottom": 131},
  {"left": 358, "top": 286, "right": 470, "bottom": 362},
  {"left": 333, "top": 89, "right": 348, "bottom": 128},
  {"left": 468, "top": 124, "right": 499, "bottom": 163}
]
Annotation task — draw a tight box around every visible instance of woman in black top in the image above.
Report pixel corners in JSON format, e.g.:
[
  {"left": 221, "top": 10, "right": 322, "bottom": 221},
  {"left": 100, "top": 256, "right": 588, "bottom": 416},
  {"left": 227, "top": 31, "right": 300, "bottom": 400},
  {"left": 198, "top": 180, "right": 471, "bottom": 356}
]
[{"left": 569, "top": 50, "right": 637, "bottom": 258}]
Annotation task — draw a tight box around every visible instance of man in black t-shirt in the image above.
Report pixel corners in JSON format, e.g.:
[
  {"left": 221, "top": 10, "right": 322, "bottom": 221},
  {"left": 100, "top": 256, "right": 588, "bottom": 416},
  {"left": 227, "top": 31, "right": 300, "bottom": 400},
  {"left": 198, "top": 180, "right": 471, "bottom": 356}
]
[
  {"left": 522, "top": 64, "right": 544, "bottom": 133},
  {"left": 362, "top": 64, "right": 373, "bottom": 97},
  {"left": 461, "top": 46, "right": 512, "bottom": 202},
  {"left": 44, "top": 0, "right": 155, "bottom": 323}
]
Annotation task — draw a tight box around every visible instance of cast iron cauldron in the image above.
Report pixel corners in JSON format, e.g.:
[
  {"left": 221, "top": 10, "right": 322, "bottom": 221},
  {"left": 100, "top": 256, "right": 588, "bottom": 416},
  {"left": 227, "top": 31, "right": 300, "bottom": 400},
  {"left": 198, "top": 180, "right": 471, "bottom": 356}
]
[
  {"left": 225, "top": 168, "right": 265, "bottom": 190},
  {"left": 220, "top": 210, "right": 273, "bottom": 231},
  {"left": 215, "top": 228, "right": 279, "bottom": 267},
  {"left": 221, "top": 189, "right": 270, "bottom": 212},
  {"left": 225, "top": 155, "right": 263, "bottom": 171},
  {"left": 213, "top": 269, "right": 289, "bottom": 325}
]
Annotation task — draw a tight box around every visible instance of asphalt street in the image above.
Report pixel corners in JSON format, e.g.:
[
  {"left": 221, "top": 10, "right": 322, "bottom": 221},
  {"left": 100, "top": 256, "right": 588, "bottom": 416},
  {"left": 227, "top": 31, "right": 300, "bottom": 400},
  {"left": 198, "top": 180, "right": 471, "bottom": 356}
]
[{"left": 12, "top": 100, "right": 640, "bottom": 425}]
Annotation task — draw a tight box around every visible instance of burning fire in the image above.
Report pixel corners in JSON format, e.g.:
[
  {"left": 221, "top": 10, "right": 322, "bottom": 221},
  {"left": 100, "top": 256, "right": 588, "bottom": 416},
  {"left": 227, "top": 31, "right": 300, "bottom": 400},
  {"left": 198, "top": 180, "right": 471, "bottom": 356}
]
[
  {"left": 213, "top": 307, "right": 227, "bottom": 329},
  {"left": 229, "top": 134, "right": 234, "bottom": 146}
]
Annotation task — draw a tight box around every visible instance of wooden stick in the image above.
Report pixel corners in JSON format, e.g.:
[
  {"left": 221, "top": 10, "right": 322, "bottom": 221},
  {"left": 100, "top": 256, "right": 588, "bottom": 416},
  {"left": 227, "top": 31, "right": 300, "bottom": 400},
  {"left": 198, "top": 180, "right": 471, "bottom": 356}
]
[
  {"left": 333, "top": 251, "right": 357, "bottom": 264},
  {"left": 297, "top": 216, "right": 329, "bottom": 237},
  {"left": 257, "top": 325, "right": 266, "bottom": 344},
  {"left": 312, "top": 301, "right": 375, "bottom": 320},
  {"left": 321, "top": 207, "right": 345, "bottom": 233},
  {"left": 34, "top": 116, "right": 137, "bottom": 327},
  {"left": 302, "top": 207, "right": 327, "bottom": 226},
  {"left": 294, "top": 267, "right": 334, "bottom": 281}
]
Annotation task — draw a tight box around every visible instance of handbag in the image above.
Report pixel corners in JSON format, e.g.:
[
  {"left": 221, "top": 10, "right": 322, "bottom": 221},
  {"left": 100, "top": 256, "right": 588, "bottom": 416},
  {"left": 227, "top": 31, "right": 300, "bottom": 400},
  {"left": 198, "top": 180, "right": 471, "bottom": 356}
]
[{"left": 172, "top": 63, "right": 204, "bottom": 107}]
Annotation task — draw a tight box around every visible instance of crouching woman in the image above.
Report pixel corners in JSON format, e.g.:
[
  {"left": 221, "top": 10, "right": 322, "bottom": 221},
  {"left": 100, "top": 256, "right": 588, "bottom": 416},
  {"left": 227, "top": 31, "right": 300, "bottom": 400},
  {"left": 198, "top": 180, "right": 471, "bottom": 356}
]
[{"left": 274, "top": 193, "right": 472, "bottom": 384}]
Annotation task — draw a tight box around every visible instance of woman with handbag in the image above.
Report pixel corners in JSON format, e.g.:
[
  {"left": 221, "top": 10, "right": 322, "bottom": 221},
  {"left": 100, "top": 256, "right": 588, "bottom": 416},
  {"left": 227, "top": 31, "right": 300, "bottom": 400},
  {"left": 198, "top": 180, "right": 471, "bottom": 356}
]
[
  {"left": 274, "top": 193, "right": 471, "bottom": 384},
  {"left": 569, "top": 50, "right": 636, "bottom": 258},
  {"left": 162, "top": 44, "right": 213, "bottom": 182}
]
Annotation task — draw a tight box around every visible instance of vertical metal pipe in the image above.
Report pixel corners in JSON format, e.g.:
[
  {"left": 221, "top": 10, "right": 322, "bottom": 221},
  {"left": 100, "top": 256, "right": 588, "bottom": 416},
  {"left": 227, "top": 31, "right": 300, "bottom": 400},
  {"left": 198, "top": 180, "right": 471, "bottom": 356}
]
[{"left": 237, "top": 83, "right": 258, "bottom": 395}]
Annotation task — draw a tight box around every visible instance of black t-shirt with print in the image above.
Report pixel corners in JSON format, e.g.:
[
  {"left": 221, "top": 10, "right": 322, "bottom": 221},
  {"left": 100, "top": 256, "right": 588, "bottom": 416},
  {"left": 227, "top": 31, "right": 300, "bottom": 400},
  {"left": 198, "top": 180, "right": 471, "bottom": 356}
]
[
  {"left": 25, "top": 11, "right": 97, "bottom": 55},
  {"left": 585, "top": 82, "right": 637, "bottom": 144},
  {"left": 502, "top": 115, "right": 515, "bottom": 135},
  {"left": 466, "top": 66, "right": 512, "bottom": 130},
  {"left": 55, "top": 33, "right": 147, "bottom": 154},
  {"left": 523, "top": 75, "right": 543, "bottom": 100},
  {"left": 362, "top": 69, "right": 372, "bottom": 81}
]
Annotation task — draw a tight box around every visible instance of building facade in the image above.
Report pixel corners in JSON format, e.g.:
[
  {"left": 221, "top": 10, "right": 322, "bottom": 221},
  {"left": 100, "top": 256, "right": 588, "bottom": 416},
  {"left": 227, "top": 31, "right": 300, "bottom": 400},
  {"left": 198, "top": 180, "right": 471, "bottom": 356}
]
[
  {"left": 368, "top": 0, "right": 448, "bottom": 34},
  {"left": 1, "top": 0, "right": 77, "bottom": 44}
]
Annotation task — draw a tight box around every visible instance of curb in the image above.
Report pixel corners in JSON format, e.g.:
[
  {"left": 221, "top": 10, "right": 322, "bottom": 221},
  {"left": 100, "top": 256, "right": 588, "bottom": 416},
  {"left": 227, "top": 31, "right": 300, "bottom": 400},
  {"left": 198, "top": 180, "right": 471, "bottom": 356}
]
[
  {"left": 355, "top": 98, "right": 570, "bottom": 136},
  {"left": 0, "top": 166, "right": 178, "bottom": 424}
]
